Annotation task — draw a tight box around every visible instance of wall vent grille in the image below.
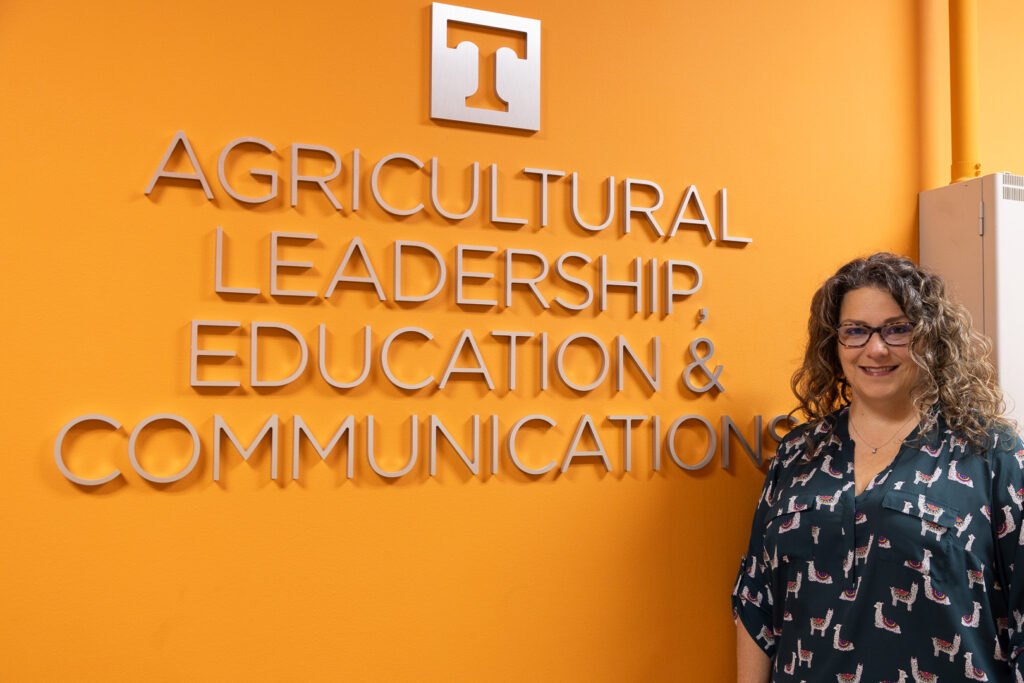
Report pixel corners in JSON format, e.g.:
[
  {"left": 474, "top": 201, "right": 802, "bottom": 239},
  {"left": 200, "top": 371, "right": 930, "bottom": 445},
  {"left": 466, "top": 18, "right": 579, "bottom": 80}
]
[
  {"left": 1003, "top": 174, "right": 1024, "bottom": 202},
  {"left": 1004, "top": 186, "right": 1024, "bottom": 202}
]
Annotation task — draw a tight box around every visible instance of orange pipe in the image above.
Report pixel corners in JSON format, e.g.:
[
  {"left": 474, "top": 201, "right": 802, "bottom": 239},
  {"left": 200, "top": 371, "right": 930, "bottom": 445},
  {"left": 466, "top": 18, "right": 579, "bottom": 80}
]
[{"left": 949, "top": 0, "right": 981, "bottom": 183}]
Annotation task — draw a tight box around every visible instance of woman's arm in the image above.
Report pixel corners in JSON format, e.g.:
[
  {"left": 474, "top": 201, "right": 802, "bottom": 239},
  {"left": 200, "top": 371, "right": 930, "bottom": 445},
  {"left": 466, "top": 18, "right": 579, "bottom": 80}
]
[
  {"left": 991, "top": 434, "right": 1024, "bottom": 680},
  {"left": 733, "top": 440, "right": 789, "bottom": 682},
  {"left": 736, "top": 624, "right": 770, "bottom": 683}
]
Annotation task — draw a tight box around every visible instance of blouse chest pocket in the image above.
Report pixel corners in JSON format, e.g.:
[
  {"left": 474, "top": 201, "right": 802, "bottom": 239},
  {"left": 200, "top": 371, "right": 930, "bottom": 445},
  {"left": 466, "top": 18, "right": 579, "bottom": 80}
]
[
  {"left": 763, "top": 493, "right": 842, "bottom": 569},
  {"left": 877, "top": 490, "right": 969, "bottom": 583}
]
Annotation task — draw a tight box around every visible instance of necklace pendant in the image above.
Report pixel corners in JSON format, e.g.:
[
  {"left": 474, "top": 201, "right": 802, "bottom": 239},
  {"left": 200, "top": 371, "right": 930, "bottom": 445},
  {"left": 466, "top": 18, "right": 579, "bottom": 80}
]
[{"left": 871, "top": 447, "right": 878, "bottom": 454}]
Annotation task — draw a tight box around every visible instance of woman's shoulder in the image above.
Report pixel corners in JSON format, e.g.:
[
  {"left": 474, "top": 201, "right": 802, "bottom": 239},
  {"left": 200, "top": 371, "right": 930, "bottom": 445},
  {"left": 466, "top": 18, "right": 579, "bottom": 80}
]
[
  {"left": 771, "top": 409, "right": 847, "bottom": 470},
  {"left": 930, "top": 415, "right": 1022, "bottom": 458},
  {"left": 928, "top": 417, "right": 1024, "bottom": 486},
  {"left": 981, "top": 424, "right": 1024, "bottom": 473},
  {"left": 777, "top": 409, "right": 846, "bottom": 448}
]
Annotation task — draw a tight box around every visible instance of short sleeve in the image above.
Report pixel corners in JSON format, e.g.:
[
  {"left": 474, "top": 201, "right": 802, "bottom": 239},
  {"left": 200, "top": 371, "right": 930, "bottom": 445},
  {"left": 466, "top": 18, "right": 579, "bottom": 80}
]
[
  {"left": 731, "top": 440, "right": 787, "bottom": 658},
  {"left": 991, "top": 431, "right": 1024, "bottom": 678}
]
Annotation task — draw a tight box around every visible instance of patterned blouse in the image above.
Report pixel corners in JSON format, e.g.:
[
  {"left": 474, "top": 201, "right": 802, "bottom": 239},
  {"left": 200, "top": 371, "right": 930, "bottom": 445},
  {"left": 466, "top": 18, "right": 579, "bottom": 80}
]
[{"left": 732, "top": 408, "right": 1024, "bottom": 682}]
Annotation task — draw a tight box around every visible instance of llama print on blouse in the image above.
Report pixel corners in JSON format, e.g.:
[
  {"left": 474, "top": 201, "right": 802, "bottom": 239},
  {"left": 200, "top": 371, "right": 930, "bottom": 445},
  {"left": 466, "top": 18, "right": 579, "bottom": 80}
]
[
  {"left": 807, "top": 560, "right": 833, "bottom": 584},
  {"left": 782, "top": 449, "right": 804, "bottom": 469},
  {"left": 923, "top": 575, "right": 951, "bottom": 605},
  {"left": 816, "top": 489, "right": 843, "bottom": 511},
  {"left": 994, "top": 636, "right": 1008, "bottom": 662},
  {"left": 809, "top": 608, "right": 834, "bottom": 636},
  {"left": 870, "top": 470, "right": 891, "bottom": 489},
  {"left": 1011, "top": 608, "right": 1024, "bottom": 633},
  {"left": 855, "top": 535, "right": 874, "bottom": 565},
  {"left": 964, "top": 651, "right": 989, "bottom": 681},
  {"left": 839, "top": 577, "right": 862, "bottom": 602},
  {"left": 948, "top": 459, "right": 974, "bottom": 487},
  {"left": 832, "top": 623, "right": 854, "bottom": 651},
  {"left": 1008, "top": 484, "right": 1024, "bottom": 510},
  {"left": 759, "top": 477, "right": 775, "bottom": 506},
  {"left": 779, "top": 511, "right": 801, "bottom": 533},
  {"left": 1013, "top": 448, "right": 1024, "bottom": 468},
  {"left": 910, "top": 657, "right": 938, "bottom": 682},
  {"left": 786, "top": 572, "right": 803, "bottom": 600},
  {"left": 820, "top": 454, "right": 844, "bottom": 478},
  {"left": 891, "top": 582, "right": 919, "bottom": 611},
  {"left": 793, "top": 470, "right": 816, "bottom": 487},
  {"left": 836, "top": 663, "right": 863, "bottom": 682},
  {"left": 967, "top": 568, "right": 986, "bottom": 591},
  {"left": 905, "top": 548, "right": 932, "bottom": 574},
  {"left": 916, "top": 495, "right": 944, "bottom": 521},
  {"left": 782, "top": 651, "right": 796, "bottom": 675},
  {"left": 921, "top": 519, "right": 947, "bottom": 540},
  {"left": 931, "top": 632, "right": 961, "bottom": 660},
  {"left": 962, "top": 600, "right": 983, "bottom": 627},
  {"left": 770, "top": 546, "right": 780, "bottom": 571},
  {"left": 843, "top": 550, "right": 855, "bottom": 579},
  {"left": 955, "top": 513, "right": 973, "bottom": 537},
  {"left": 796, "top": 638, "right": 813, "bottom": 668},
  {"left": 997, "top": 505, "right": 1017, "bottom": 539},
  {"left": 913, "top": 467, "right": 941, "bottom": 487},
  {"left": 873, "top": 602, "right": 901, "bottom": 633}
]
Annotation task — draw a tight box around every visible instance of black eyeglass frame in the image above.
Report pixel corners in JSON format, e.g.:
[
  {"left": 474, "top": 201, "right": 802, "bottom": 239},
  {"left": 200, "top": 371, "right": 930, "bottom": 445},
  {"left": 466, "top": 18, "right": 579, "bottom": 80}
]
[{"left": 835, "top": 321, "right": 917, "bottom": 348}]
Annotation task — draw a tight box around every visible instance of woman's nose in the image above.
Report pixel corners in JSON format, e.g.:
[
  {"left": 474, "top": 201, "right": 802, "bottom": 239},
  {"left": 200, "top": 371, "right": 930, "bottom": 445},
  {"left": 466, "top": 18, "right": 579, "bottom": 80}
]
[{"left": 864, "top": 331, "right": 890, "bottom": 354}]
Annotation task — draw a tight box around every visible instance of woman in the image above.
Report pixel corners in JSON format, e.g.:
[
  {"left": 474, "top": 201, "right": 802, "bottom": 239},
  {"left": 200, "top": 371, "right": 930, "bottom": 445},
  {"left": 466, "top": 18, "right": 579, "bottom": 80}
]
[{"left": 733, "top": 253, "right": 1023, "bottom": 682}]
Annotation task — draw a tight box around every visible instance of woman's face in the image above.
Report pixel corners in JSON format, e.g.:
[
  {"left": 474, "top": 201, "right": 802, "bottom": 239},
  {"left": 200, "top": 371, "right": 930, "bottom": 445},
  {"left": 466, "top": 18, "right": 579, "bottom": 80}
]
[{"left": 837, "top": 287, "right": 918, "bottom": 413}]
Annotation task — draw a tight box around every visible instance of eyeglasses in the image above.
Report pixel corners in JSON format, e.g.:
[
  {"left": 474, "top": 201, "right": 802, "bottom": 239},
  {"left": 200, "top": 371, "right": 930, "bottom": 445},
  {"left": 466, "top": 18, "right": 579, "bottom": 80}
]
[{"left": 836, "top": 321, "right": 916, "bottom": 347}]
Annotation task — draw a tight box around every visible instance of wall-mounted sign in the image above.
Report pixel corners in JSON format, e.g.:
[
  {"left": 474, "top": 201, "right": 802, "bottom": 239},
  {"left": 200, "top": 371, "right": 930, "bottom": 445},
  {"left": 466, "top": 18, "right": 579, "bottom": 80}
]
[
  {"left": 430, "top": 2, "right": 541, "bottom": 131},
  {"left": 52, "top": 4, "right": 782, "bottom": 490}
]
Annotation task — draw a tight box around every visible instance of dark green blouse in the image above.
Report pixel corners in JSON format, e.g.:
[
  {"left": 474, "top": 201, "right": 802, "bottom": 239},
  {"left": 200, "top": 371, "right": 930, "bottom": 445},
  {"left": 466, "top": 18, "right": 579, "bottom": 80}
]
[{"left": 733, "top": 409, "right": 1024, "bottom": 682}]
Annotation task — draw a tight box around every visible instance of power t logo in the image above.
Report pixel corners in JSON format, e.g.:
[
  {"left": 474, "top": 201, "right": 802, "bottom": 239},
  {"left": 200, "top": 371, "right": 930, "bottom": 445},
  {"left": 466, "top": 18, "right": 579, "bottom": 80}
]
[{"left": 430, "top": 2, "right": 541, "bottom": 131}]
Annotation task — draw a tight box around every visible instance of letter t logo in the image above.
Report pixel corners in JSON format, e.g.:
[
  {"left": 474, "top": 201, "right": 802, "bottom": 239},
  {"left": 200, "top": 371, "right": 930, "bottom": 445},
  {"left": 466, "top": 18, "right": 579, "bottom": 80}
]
[{"left": 430, "top": 3, "right": 541, "bottom": 131}]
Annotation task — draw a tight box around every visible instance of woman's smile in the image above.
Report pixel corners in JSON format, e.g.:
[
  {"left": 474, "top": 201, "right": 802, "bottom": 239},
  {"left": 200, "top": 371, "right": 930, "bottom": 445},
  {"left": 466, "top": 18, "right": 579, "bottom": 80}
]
[{"left": 859, "top": 365, "right": 898, "bottom": 376}]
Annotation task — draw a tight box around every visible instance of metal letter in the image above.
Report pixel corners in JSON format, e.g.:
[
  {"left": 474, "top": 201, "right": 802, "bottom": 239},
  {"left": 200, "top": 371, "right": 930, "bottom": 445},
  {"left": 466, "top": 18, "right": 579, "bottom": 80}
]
[
  {"left": 507, "top": 415, "right": 557, "bottom": 474},
  {"left": 290, "top": 143, "right": 342, "bottom": 210},
  {"left": 217, "top": 137, "right": 277, "bottom": 204},
  {"left": 129, "top": 414, "right": 201, "bottom": 484},
  {"left": 54, "top": 414, "right": 122, "bottom": 486},
  {"left": 666, "top": 414, "right": 716, "bottom": 471}
]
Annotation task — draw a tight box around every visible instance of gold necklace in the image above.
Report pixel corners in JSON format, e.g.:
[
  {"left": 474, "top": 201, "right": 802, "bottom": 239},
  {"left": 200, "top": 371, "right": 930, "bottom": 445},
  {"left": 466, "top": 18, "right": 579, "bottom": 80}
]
[{"left": 849, "top": 413, "right": 916, "bottom": 454}]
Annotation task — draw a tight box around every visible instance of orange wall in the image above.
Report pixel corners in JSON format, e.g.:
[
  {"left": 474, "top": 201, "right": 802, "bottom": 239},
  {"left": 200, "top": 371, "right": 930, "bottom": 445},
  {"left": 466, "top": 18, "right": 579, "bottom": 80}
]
[
  {"left": 2, "top": 1, "right": 1022, "bottom": 680},
  {"left": 978, "top": 1, "right": 1024, "bottom": 176}
]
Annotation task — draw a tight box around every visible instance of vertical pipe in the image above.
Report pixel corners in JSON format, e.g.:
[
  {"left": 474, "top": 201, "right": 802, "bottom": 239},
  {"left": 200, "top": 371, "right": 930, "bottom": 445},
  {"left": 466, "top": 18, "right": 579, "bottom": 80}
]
[{"left": 949, "top": 0, "right": 981, "bottom": 183}]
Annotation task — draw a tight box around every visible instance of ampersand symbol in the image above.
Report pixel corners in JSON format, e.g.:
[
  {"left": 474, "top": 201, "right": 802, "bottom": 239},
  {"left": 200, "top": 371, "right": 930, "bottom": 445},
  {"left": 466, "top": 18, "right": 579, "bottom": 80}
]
[{"left": 682, "top": 337, "right": 724, "bottom": 393}]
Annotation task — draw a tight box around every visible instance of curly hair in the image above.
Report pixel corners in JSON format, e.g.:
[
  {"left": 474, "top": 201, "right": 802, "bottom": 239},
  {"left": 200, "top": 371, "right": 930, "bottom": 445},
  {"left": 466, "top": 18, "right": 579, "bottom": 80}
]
[{"left": 790, "top": 252, "right": 1013, "bottom": 453}]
